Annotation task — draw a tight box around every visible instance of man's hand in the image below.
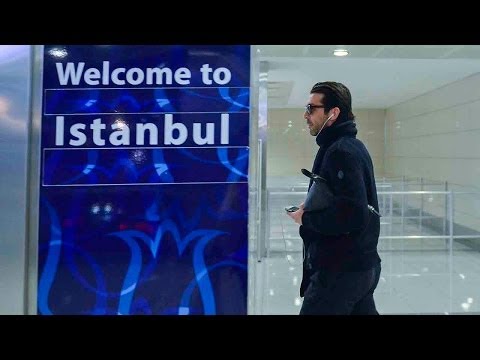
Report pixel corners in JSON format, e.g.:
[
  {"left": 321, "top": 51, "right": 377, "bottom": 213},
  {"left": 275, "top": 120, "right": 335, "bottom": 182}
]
[{"left": 287, "top": 202, "right": 304, "bottom": 225}]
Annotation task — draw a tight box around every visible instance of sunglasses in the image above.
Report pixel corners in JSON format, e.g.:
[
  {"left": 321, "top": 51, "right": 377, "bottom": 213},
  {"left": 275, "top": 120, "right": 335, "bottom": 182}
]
[{"left": 304, "top": 104, "right": 325, "bottom": 115}]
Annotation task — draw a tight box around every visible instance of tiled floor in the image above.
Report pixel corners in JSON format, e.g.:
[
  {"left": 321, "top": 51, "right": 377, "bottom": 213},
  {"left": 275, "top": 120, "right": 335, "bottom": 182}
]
[
  {"left": 249, "top": 178, "right": 480, "bottom": 315},
  {"left": 251, "top": 247, "right": 480, "bottom": 315}
]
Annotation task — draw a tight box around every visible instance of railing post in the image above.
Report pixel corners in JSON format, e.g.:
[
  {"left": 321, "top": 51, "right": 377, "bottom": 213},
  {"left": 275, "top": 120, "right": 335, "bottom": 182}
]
[
  {"left": 401, "top": 176, "right": 405, "bottom": 235},
  {"left": 419, "top": 177, "right": 424, "bottom": 234},
  {"left": 444, "top": 181, "right": 448, "bottom": 249},
  {"left": 448, "top": 190, "right": 454, "bottom": 314},
  {"left": 389, "top": 191, "right": 393, "bottom": 237},
  {"left": 265, "top": 189, "right": 270, "bottom": 258},
  {"left": 448, "top": 191, "right": 454, "bottom": 255}
]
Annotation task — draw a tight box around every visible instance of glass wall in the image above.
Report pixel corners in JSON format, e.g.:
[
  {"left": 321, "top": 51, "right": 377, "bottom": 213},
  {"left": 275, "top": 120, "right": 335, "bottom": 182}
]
[{"left": 256, "top": 45, "right": 480, "bottom": 314}]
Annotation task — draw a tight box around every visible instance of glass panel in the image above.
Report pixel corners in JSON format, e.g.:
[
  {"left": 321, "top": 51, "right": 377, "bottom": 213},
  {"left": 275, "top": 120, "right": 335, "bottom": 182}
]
[{"left": 256, "top": 45, "right": 480, "bottom": 315}]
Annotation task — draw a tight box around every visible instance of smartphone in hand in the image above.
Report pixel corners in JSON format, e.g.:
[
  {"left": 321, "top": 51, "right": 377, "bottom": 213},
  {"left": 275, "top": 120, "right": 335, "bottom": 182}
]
[{"left": 285, "top": 205, "right": 300, "bottom": 213}]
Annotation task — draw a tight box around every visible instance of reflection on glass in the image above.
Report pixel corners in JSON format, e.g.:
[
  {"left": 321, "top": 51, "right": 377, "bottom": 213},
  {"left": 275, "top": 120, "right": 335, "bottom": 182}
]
[{"left": 48, "top": 48, "right": 68, "bottom": 58}]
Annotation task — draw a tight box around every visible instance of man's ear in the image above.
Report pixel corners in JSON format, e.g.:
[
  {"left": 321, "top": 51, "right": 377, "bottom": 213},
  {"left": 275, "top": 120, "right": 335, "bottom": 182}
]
[{"left": 329, "top": 107, "right": 341, "bottom": 123}]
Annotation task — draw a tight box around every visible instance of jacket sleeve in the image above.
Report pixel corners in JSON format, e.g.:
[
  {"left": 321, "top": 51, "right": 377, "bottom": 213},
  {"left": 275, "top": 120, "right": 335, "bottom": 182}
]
[{"left": 301, "top": 148, "right": 369, "bottom": 235}]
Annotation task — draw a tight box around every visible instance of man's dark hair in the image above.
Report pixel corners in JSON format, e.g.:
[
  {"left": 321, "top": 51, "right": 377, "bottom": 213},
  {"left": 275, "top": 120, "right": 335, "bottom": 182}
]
[{"left": 310, "top": 81, "right": 355, "bottom": 121}]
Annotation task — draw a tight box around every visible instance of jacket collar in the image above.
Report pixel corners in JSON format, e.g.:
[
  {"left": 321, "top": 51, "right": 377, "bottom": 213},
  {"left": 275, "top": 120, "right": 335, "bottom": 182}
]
[{"left": 316, "top": 119, "right": 358, "bottom": 147}]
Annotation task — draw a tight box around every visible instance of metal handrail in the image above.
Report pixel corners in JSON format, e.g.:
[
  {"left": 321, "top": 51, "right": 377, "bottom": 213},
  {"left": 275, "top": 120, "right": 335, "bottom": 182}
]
[{"left": 265, "top": 188, "right": 480, "bottom": 247}]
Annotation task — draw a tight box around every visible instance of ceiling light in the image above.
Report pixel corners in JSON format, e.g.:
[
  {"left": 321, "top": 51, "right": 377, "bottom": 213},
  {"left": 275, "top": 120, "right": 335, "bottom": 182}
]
[{"left": 333, "top": 49, "right": 349, "bottom": 57}]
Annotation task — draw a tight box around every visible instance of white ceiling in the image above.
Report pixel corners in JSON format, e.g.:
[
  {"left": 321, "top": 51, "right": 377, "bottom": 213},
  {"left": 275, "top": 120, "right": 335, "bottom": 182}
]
[{"left": 258, "top": 45, "right": 480, "bottom": 109}]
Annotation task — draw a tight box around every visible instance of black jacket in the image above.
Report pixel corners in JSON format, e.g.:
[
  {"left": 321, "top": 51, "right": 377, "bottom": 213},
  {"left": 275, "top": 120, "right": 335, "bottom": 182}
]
[{"left": 299, "top": 120, "right": 381, "bottom": 297}]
